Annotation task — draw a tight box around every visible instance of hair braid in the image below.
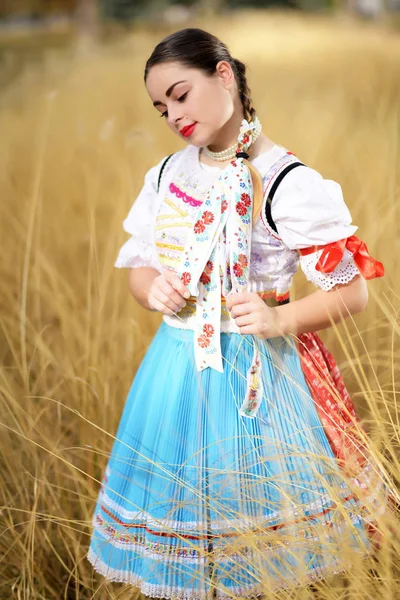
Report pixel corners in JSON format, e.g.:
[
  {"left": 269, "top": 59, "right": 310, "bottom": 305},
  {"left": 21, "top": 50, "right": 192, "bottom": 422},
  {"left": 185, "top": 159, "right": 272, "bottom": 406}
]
[{"left": 232, "top": 58, "right": 256, "bottom": 123}]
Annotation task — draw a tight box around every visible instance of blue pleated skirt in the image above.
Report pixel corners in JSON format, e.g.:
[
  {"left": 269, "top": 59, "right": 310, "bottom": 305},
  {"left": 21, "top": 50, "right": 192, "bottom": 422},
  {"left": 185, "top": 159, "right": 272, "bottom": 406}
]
[{"left": 87, "top": 322, "right": 375, "bottom": 599}]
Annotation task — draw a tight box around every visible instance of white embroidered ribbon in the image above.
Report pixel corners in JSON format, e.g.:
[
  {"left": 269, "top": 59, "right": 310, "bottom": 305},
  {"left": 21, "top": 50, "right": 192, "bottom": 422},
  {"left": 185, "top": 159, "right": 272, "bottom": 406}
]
[{"left": 177, "top": 117, "right": 265, "bottom": 417}]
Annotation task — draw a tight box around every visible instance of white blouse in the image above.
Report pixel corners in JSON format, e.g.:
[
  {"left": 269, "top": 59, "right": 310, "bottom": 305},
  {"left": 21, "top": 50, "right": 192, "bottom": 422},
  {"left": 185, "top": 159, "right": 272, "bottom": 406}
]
[{"left": 115, "top": 143, "right": 360, "bottom": 330}]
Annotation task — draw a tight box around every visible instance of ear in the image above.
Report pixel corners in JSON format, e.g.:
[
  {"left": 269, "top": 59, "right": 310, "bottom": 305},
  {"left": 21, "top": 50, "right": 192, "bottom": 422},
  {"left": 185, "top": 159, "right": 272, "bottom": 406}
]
[{"left": 215, "top": 60, "right": 235, "bottom": 90}]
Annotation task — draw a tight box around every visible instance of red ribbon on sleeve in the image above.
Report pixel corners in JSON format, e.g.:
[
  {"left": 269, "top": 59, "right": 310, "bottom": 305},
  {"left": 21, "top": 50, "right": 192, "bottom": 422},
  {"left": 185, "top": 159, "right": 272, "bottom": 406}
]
[{"left": 298, "top": 235, "right": 385, "bottom": 280}]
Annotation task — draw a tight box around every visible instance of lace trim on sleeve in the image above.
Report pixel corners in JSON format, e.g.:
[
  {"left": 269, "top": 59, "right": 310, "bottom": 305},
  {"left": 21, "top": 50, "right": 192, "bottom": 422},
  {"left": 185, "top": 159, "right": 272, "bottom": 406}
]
[
  {"left": 114, "top": 237, "right": 161, "bottom": 270},
  {"left": 299, "top": 247, "right": 360, "bottom": 291}
]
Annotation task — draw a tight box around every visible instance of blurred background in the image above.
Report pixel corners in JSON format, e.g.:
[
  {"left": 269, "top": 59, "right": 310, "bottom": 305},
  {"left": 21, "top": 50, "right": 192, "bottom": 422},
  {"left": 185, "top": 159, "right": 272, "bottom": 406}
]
[
  {"left": 1, "top": 0, "right": 400, "bottom": 599},
  {"left": 0, "top": 0, "right": 400, "bottom": 76}
]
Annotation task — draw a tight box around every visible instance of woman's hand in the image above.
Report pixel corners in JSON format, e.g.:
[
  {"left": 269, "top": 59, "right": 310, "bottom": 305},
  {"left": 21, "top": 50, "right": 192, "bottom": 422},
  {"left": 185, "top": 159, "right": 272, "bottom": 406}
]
[
  {"left": 226, "top": 275, "right": 369, "bottom": 339},
  {"left": 226, "top": 292, "right": 282, "bottom": 339},
  {"left": 147, "top": 269, "right": 191, "bottom": 315}
]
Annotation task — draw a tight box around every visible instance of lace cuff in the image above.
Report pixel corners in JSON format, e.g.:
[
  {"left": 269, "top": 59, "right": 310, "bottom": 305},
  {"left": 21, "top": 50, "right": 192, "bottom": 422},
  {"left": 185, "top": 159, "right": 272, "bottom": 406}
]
[
  {"left": 299, "top": 248, "right": 360, "bottom": 291},
  {"left": 114, "top": 237, "right": 161, "bottom": 270}
]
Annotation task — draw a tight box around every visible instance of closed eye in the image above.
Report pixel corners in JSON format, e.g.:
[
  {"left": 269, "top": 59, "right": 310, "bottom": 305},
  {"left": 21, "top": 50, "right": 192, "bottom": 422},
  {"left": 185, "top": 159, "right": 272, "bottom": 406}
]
[{"left": 160, "top": 91, "right": 188, "bottom": 118}]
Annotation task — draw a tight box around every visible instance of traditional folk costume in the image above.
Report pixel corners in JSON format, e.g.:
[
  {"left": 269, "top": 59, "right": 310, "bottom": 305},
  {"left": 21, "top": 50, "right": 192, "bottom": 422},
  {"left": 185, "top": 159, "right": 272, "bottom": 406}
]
[{"left": 88, "top": 119, "right": 391, "bottom": 599}]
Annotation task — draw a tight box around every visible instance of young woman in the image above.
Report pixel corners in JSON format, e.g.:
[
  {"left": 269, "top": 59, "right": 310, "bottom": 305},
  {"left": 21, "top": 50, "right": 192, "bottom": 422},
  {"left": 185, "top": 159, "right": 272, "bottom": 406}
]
[{"left": 87, "top": 27, "right": 390, "bottom": 599}]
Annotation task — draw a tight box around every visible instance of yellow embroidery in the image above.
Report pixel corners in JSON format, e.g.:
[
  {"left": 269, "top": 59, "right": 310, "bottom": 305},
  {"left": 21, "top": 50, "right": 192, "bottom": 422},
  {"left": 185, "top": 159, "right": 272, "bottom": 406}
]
[
  {"left": 164, "top": 197, "right": 188, "bottom": 217},
  {"left": 156, "top": 242, "right": 185, "bottom": 251},
  {"left": 155, "top": 222, "right": 192, "bottom": 231},
  {"left": 158, "top": 253, "right": 181, "bottom": 262},
  {"left": 157, "top": 214, "right": 181, "bottom": 221}
]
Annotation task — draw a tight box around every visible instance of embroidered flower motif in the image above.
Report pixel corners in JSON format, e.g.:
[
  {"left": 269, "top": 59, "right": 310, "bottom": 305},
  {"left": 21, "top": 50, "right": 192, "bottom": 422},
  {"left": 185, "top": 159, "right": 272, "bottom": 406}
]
[
  {"left": 194, "top": 219, "right": 205, "bottom": 234},
  {"left": 198, "top": 334, "right": 211, "bottom": 348},
  {"left": 241, "top": 193, "right": 251, "bottom": 207},
  {"left": 206, "top": 260, "right": 214, "bottom": 272},
  {"left": 233, "top": 263, "right": 243, "bottom": 277},
  {"left": 200, "top": 272, "right": 211, "bottom": 285},
  {"left": 237, "top": 254, "right": 248, "bottom": 268},
  {"left": 181, "top": 272, "right": 191, "bottom": 286},
  {"left": 203, "top": 324, "right": 215, "bottom": 337},
  {"left": 202, "top": 211, "right": 214, "bottom": 225},
  {"left": 236, "top": 201, "right": 247, "bottom": 217},
  {"left": 221, "top": 200, "right": 228, "bottom": 213}
]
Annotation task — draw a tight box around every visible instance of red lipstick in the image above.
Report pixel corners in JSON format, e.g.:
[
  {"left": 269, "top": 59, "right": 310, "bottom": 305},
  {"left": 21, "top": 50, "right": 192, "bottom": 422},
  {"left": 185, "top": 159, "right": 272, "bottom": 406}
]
[{"left": 180, "top": 123, "right": 197, "bottom": 137}]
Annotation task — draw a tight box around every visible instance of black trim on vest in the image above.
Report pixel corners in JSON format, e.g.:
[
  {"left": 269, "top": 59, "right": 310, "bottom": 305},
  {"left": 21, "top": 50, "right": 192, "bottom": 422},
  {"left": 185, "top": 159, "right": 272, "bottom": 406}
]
[
  {"left": 157, "top": 153, "right": 175, "bottom": 193},
  {"left": 265, "top": 161, "right": 305, "bottom": 233}
]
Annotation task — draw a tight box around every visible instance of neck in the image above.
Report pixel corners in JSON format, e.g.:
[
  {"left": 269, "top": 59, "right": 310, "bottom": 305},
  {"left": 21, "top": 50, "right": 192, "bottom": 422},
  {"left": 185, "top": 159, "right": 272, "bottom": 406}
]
[{"left": 207, "top": 112, "right": 246, "bottom": 153}]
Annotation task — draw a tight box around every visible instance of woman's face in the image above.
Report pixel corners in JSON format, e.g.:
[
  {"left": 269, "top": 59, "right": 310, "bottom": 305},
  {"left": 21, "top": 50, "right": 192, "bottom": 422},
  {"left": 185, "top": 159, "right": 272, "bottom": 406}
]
[{"left": 145, "top": 60, "right": 237, "bottom": 147}]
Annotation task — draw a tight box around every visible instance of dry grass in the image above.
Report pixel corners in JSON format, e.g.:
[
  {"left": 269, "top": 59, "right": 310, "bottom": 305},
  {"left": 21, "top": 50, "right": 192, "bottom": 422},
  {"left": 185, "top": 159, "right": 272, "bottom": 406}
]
[{"left": 0, "top": 10, "right": 399, "bottom": 599}]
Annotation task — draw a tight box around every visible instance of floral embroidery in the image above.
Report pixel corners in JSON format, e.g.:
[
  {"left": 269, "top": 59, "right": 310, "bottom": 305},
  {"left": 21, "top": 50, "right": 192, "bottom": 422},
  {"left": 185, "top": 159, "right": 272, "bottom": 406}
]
[
  {"left": 235, "top": 191, "right": 251, "bottom": 224},
  {"left": 145, "top": 144, "right": 299, "bottom": 325},
  {"left": 177, "top": 119, "right": 296, "bottom": 413},
  {"left": 202, "top": 210, "right": 214, "bottom": 225},
  {"left": 241, "top": 192, "right": 251, "bottom": 207},
  {"left": 203, "top": 323, "right": 215, "bottom": 337},
  {"left": 197, "top": 322, "right": 216, "bottom": 351},
  {"left": 236, "top": 201, "right": 248, "bottom": 217},
  {"left": 181, "top": 272, "right": 191, "bottom": 285},
  {"left": 238, "top": 254, "right": 248, "bottom": 268},
  {"left": 194, "top": 220, "right": 206, "bottom": 234},
  {"left": 199, "top": 259, "right": 214, "bottom": 287},
  {"left": 197, "top": 334, "right": 211, "bottom": 348},
  {"left": 233, "top": 263, "right": 244, "bottom": 278},
  {"left": 200, "top": 272, "right": 211, "bottom": 285},
  {"left": 231, "top": 248, "right": 249, "bottom": 287},
  {"left": 177, "top": 119, "right": 262, "bottom": 379}
]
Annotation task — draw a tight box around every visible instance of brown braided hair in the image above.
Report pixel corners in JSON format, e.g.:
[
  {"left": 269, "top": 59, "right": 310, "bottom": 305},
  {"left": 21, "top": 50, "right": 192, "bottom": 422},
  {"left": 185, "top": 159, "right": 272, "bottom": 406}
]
[
  {"left": 231, "top": 58, "right": 256, "bottom": 123},
  {"left": 144, "top": 28, "right": 256, "bottom": 123}
]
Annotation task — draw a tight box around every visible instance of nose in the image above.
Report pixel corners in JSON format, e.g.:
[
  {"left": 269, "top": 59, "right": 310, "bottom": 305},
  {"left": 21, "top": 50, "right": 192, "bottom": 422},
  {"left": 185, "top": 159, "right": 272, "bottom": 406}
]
[{"left": 167, "top": 105, "right": 184, "bottom": 127}]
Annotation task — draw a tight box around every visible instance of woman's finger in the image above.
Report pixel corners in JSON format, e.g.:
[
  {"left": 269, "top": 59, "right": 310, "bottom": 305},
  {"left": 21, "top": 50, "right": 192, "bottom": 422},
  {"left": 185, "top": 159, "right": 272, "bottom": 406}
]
[
  {"left": 226, "top": 292, "right": 253, "bottom": 310},
  {"left": 234, "top": 314, "right": 254, "bottom": 327},
  {"left": 237, "top": 325, "right": 258, "bottom": 336},
  {"left": 150, "top": 297, "right": 182, "bottom": 316},
  {"left": 147, "top": 285, "right": 184, "bottom": 314},
  {"left": 164, "top": 269, "right": 191, "bottom": 299},
  {"left": 230, "top": 302, "right": 253, "bottom": 318},
  {"left": 159, "top": 280, "right": 187, "bottom": 308},
  {"left": 156, "top": 290, "right": 186, "bottom": 314},
  {"left": 148, "top": 297, "right": 174, "bottom": 315}
]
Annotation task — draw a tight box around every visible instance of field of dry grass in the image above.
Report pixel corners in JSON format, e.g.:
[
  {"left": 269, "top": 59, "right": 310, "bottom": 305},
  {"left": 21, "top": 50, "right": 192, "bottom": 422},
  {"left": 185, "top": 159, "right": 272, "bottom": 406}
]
[{"left": 0, "top": 10, "right": 399, "bottom": 599}]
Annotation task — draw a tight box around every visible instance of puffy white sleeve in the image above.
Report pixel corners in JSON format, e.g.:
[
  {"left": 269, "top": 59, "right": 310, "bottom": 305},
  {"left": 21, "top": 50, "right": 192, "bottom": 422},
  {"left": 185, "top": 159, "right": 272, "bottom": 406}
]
[
  {"left": 114, "top": 156, "right": 169, "bottom": 270},
  {"left": 270, "top": 165, "right": 360, "bottom": 291}
]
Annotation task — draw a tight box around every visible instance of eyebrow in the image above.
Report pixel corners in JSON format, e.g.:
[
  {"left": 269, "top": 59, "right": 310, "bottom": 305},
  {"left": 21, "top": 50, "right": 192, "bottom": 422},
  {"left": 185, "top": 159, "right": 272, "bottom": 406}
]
[{"left": 153, "top": 80, "right": 187, "bottom": 107}]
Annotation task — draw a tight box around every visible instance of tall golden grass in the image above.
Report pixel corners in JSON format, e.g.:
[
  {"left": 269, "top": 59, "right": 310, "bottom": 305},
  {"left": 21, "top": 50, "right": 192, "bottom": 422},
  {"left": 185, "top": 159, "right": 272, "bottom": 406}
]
[{"left": 0, "top": 11, "right": 399, "bottom": 599}]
